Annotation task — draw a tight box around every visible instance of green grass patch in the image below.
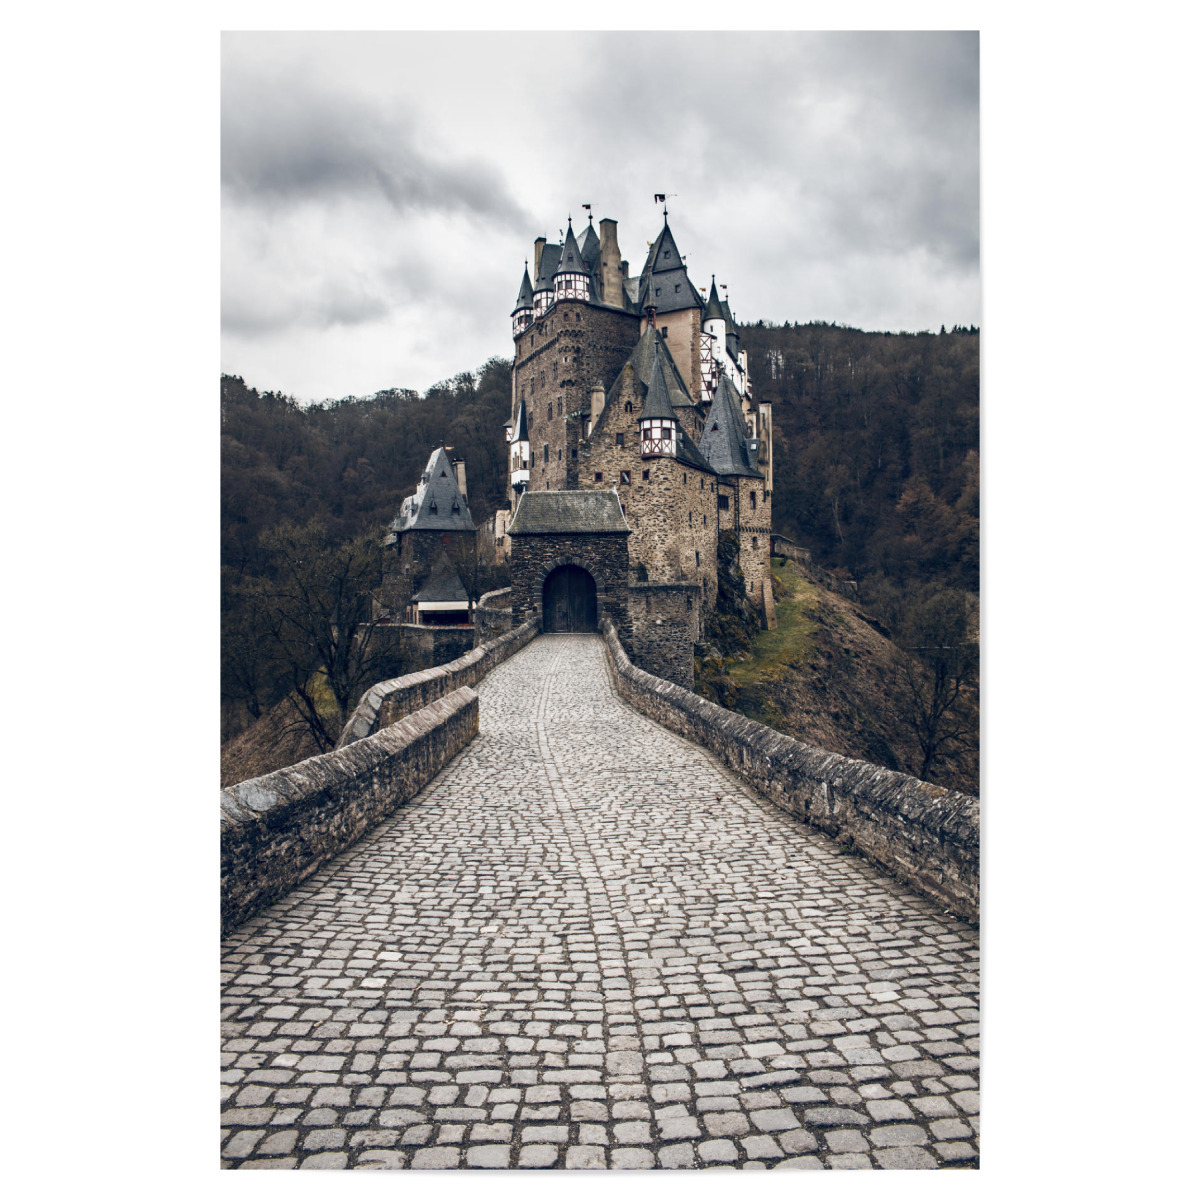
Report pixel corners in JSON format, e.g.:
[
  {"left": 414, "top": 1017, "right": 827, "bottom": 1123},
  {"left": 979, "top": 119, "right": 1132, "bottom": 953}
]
[{"left": 725, "top": 559, "right": 820, "bottom": 684}]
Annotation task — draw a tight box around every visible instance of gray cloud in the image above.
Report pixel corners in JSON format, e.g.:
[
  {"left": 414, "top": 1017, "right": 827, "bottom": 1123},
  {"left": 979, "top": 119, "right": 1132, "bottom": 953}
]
[{"left": 222, "top": 67, "right": 530, "bottom": 228}]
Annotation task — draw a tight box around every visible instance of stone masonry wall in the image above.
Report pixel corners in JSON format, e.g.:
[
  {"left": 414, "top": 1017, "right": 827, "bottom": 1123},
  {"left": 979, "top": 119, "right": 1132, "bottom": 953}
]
[
  {"left": 221, "top": 687, "right": 479, "bottom": 935},
  {"left": 336, "top": 618, "right": 538, "bottom": 748},
  {"left": 600, "top": 619, "right": 979, "bottom": 921},
  {"left": 474, "top": 587, "right": 514, "bottom": 642},
  {"left": 648, "top": 307, "right": 703, "bottom": 402},
  {"left": 509, "top": 532, "right": 631, "bottom": 642},
  {"left": 627, "top": 581, "right": 700, "bottom": 688},
  {"left": 578, "top": 365, "right": 719, "bottom": 608},
  {"left": 513, "top": 301, "right": 640, "bottom": 492}
]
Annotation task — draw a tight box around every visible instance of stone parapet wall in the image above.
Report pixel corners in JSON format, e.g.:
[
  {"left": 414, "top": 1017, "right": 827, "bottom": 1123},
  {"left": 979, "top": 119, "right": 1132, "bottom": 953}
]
[
  {"left": 336, "top": 619, "right": 538, "bottom": 749},
  {"left": 600, "top": 619, "right": 979, "bottom": 921},
  {"left": 221, "top": 687, "right": 479, "bottom": 935},
  {"left": 475, "top": 587, "right": 515, "bottom": 641}
]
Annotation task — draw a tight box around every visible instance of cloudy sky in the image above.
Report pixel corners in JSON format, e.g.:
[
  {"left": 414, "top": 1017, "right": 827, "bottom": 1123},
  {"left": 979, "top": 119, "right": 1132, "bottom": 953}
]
[{"left": 222, "top": 31, "right": 978, "bottom": 402}]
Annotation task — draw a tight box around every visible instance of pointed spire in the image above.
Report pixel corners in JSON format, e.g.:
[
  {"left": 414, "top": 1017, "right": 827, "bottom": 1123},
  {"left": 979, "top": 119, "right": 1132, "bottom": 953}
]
[
  {"left": 640, "top": 337, "right": 678, "bottom": 424},
  {"left": 511, "top": 263, "right": 534, "bottom": 315},
  {"left": 554, "top": 218, "right": 585, "bottom": 276},
  {"left": 702, "top": 274, "right": 724, "bottom": 323},
  {"left": 579, "top": 219, "right": 600, "bottom": 272}
]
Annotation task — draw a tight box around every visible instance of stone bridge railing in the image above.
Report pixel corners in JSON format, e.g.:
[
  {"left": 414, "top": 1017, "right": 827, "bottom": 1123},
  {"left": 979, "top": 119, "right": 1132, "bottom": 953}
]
[
  {"left": 335, "top": 618, "right": 538, "bottom": 748},
  {"left": 221, "top": 688, "right": 478, "bottom": 935},
  {"left": 600, "top": 618, "right": 979, "bottom": 921}
]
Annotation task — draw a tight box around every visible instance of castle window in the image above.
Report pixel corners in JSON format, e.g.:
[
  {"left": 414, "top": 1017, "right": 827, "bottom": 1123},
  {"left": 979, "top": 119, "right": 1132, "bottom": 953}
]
[
  {"left": 662, "top": 327, "right": 668, "bottom": 338},
  {"left": 624, "top": 401, "right": 633, "bottom": 413},
  {"left": 642, "top": 469, "right": 649, "bottom": 481},
  {"left": 675, "top": 284, "right": 680, "bottom": 293},
  {"left": 548, "top": 403, "right": 553, "bottom": 421},
  {"left": 572, "top": 448, "right": 577, "bottom": 458},
  {"left": 695, "top": 551, "right": 700, "bottom": 567},
  {"left": 544, "top": 444, "right": 549, "bottom": 463},
  {"left": 595, "top": 472, "right": 603, "bottom": 482},
  {"left": 752, "top": 537, "right": 758, "bottom": 549},
  {"left": 452, "top": 502, "right": 460, "bottom": 514},
  {"left": 703, "top": 514, "right": 707, "bottom": 526},
  {"left": 683, "top": 473, "right": 687, "bottom": 484},
  {"left": 718, "top": 494, "right": 729, "bottom": 511},
  {"left": 558, "top": 399, "right": 563, "bottom": 416},
  {"left": 620, "top": 470, "right": 630, "bottom": 485},
  {"left": 430, "top": 502, "right": 437, "bottom": 514},
  {"left": 750, "top": 491, "right": 757, "bottom": 509},
  {"left": 558, "top": 449, "right": 562, "bottom": 461},
  {"left": 616, "top": 433, "right": 624, "bottom": 448},
  {"left": 688, "top": 511, "right": 692, "bottom": 525}
]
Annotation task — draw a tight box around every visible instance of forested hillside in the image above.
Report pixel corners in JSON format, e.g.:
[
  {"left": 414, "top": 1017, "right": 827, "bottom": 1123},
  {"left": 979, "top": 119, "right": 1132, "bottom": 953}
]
[{"left": 221, "top": 322, "right": 979, "bottom": 766}]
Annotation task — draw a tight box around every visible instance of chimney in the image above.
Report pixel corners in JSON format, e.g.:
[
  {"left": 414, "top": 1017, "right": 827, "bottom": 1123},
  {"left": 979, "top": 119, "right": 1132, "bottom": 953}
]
[
  {"left": 453, "top": 459, "right": 467, "bottom": 500},
  {"left": 598, "top": 219, "right": 625, "bottom": 305},
  {"left": 533, "top": 237, "right": 546, "bottom": 277},
  {"left": 589, "top": 382, "right": 605, "bottom": 430}
]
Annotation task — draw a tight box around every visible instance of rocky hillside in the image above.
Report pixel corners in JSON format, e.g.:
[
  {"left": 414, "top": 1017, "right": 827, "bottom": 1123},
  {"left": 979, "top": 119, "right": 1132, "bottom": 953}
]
[{"left": 698, "top": 556, "right": 978, "bottom": 795}]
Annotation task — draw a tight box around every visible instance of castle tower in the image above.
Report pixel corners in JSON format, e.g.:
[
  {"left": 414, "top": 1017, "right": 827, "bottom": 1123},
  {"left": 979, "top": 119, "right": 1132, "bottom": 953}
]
[
  {"left": 508, "top": 397, "right": 531, "bottom": 506},
  {"left": 638, "top": 340, "right": 680, "bottom": 460},
  {"left": 532, "top": 238, "right": 561, "bottom": 319},
  {"left": 553, "top": 219, "right": 590, "bottom": 304},
  {"left": 511, "top": 264, "right": 534, "bottom": 337},
  {"left": 637, "top": 217, "right": 705, "bottom": 401}
]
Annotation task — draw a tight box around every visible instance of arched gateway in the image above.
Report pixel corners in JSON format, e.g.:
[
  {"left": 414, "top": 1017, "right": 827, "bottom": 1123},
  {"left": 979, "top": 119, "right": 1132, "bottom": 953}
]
[{"left": 542, "top": 564, "right": 597, "bottom": 632}]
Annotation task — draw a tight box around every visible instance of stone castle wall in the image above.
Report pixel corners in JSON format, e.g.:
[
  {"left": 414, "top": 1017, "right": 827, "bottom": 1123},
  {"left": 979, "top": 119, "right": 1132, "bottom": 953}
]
[
  {"left": 600, "top": 618, "right": 979, "bottom": 921},
  {"left": 627, "top": 581, "right": 700, "bottom": 688},
  {"left": 221, "top": 687, "right": 479, "bottom": 935},
  {"left": 337, "top": 618, "right": 538, "bottom": 748},
  {"left": 513, "top": 301, "right": 640, "bottom": 493},
  {"left": 509, "top": 532, "right": 631, "bottom": 641}
]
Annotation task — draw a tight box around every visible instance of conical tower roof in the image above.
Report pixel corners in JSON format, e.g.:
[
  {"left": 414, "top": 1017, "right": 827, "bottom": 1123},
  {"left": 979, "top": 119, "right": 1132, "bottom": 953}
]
[
  {"left": 639, "top": 340, "right": 677, "bottom": 424},
  {"left": 702, "top": 274, "right": 724, "bottom": 322},
  {"left": 554, "top": 220, "right": 587, "bottom": 276},
  {"left": 511, "top": 264, "right": 534, "bottom": 315},
  {"left": 637, "top": 217, "right": 703, "bottom": 314}
]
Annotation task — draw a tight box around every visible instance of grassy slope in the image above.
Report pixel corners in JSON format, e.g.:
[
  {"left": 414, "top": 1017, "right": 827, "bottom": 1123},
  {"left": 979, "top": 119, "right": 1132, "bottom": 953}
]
[{"left": 722, "top": 558, "right": 978, "bottom": 795}]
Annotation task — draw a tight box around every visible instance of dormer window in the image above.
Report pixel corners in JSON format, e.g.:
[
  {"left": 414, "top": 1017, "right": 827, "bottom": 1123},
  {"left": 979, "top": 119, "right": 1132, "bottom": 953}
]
[{"left": 430, "top": 502, "right": 438, "bottom": 514}]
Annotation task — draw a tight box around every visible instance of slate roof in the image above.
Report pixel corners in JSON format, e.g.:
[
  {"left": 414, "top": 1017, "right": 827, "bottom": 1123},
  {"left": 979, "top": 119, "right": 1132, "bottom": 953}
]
[
  {"left": 676, "top": 425, "right": 717, "bottom": 474},
  {"left": 390, "top": 447, "right": 476, "bottom": 533},
  {"left": 702, "top": 274, "right": 724, "bottom": 323},
  {"left": 555, "top": 221, "right": 587, "bottom": 276},
  {"left": 508, "top": 489, "right": 631, "bottom": 536},
  {"left": 637, "top": 219, "right": 704, "bottom": 315},
  {"left": 533, "top": 243, "right": 562, "bottom": 292},
  {"left": 511, "top": 265, "right": 534, "bottom": 315},
  {"left": 412, "top": 553, "right": 470, "bottom": 604},
  {"left": 626, "top": 326, "right": 694, "bottom": 408},
  {"left": 638, "top": 341, "right": 678, "bottom": 423},
  {"left": 698, "top": 375, "right": 763, "bottom": 478},
  {"left": 579, "top": 220, "right": 600, "bottom": 270},
  {"left": 511, "top": 398, "right": 529, "bottom": 443}
]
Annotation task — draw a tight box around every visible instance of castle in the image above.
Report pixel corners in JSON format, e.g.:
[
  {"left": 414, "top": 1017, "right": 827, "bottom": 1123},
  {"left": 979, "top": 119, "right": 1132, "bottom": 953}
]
[{"left": 389, "top": 208, "right": 776, "bottom": 687}]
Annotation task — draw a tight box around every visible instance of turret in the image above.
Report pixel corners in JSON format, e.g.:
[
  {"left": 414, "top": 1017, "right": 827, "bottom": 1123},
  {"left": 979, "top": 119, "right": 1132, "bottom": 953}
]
[
  {"left": 579, "top": 215, "right": 600, "bottom": 273},
  {"left": 511, "top": 263, "right": 534, "bottom": 337},
  {"left": 638, "top": 340, "right": 678, "bottom": 459},
  {"left": 532, "top": 238, "right": 560, "bottom": 319},
  {"left": 508, "top": 399, "right": 531, "bottom": 496},
  {"left": 553, "top": 219, "right": 590, "bottom": 303},
  {"left": 702, "top": 273, "right": 726, "bottom": 357}
]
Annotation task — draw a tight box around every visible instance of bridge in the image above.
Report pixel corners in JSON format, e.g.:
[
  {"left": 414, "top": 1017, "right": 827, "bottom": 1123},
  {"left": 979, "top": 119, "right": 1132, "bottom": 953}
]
[{"left": 221, "top": 633, "right": 979, "bottom": 1169}]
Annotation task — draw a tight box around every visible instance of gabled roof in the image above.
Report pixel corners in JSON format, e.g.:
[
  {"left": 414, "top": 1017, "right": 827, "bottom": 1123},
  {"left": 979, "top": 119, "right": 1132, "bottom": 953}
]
[
  {"left": 555, "top": 220, "right": 587, "bottom": 276},
  {"left": 626, "top": 325, "right": 694, "bottom": 408},
  {"left": 702, "top": 274, "right": 724, "bottom": 323},
  {"left": 699, "top": 375, "right": 763, "bottom": 478},
  {"left": 511, "top": 265, "right": 534, "bottom": 315},
  {"left": 533, "top": 243, "right": 561, "bottom": 291},
  {"left": 639, "top": 340, "right": 678, "bottom": 423},
  {"left": 412, "top": 552, "right": 470, "bottom": 604},
  {"left": 641, "top": 220, "right": 684, "bottom": 276},
  {"left": 508, "top": 489, "right": 631, "bottom": 536},
  {"left": 511, "top": 398, "right": 529, "bottom": 443},
  {"left": 390, "top": 447, "right": 476, "bottom": 533}
]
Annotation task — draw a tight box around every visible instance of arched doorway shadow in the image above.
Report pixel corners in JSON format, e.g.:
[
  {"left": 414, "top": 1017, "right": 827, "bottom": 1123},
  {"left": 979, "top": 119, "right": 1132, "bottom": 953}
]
[{"left": 542, "top": 564, "right": 598, "bottom": 632}]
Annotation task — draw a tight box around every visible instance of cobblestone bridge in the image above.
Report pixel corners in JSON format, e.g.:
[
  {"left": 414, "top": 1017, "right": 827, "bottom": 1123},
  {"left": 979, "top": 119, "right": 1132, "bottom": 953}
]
[{"left": 221, "top": 634, "right": 979, "bottom": 1169}]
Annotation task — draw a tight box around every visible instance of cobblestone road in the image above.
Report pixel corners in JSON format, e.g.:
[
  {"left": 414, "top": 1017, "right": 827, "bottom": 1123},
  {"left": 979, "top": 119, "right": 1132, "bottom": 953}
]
[{"left": 221, "top": 634, "right": 979, "bottom": 1170}]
